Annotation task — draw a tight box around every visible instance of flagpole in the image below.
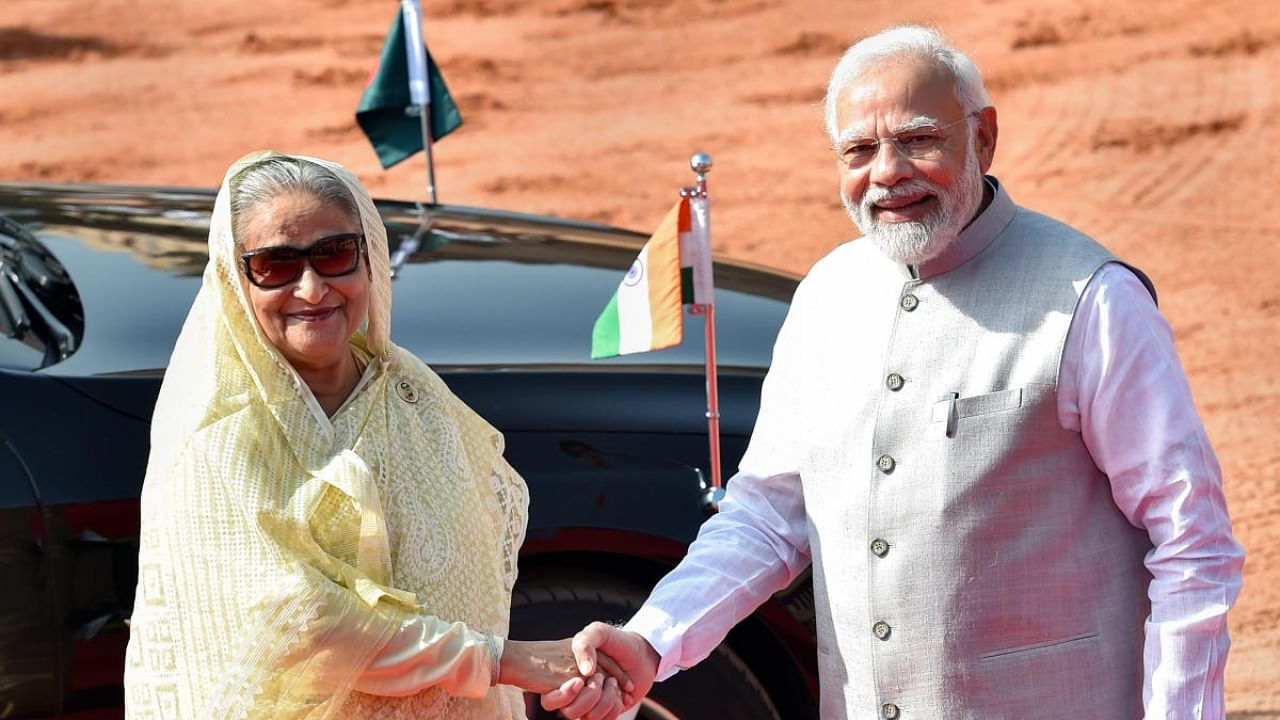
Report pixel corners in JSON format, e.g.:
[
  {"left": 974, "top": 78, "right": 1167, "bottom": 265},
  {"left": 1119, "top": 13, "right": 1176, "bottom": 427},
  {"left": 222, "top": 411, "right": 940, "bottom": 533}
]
[
  {"left": 685, "top": 152, "right": 725, "bottom": 511},
  {"left": 400, "top": 0, "right": 438, "bottom": 204},
  {"left": 418, "top": 105, "right": 438, "bottom": 204}
]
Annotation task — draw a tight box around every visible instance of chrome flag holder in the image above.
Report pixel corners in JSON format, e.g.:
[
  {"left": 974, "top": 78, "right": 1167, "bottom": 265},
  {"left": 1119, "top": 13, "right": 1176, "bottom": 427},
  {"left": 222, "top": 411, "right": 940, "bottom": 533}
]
[
  {"left": 400, "top": 0, "right": 438, "bottom": 205},
  {"left": 683, "top": 153, "right": 726, "bottom": 513}
]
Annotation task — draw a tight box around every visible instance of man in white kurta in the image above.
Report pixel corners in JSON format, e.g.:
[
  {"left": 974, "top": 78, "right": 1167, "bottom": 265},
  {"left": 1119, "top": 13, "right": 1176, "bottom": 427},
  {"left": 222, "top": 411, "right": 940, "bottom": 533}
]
[{"left": 544, "top": 25, "right": 1244, "bottom": 720}]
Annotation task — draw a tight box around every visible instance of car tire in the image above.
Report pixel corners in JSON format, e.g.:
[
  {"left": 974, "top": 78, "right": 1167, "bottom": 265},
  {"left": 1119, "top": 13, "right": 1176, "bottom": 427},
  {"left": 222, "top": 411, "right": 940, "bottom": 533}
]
[{"left": 509, "top": 568, "right": 782, "bottom": 720}]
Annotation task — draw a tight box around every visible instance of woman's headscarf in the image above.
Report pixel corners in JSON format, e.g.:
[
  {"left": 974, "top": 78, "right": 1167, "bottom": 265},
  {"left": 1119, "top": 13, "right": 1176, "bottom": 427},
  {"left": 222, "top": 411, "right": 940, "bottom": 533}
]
[
  {"left": 152, "top": 150, "right": 394, "bottom": 451},
  {"left": 124, "top": 151, "right": 527, "bottom": 719}
]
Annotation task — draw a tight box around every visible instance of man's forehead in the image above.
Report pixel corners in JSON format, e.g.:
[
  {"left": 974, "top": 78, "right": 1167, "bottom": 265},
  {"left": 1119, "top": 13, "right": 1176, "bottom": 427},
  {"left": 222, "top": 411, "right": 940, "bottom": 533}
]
[{"left": 833, "top": 58, "right": 961, "bottom": 133}]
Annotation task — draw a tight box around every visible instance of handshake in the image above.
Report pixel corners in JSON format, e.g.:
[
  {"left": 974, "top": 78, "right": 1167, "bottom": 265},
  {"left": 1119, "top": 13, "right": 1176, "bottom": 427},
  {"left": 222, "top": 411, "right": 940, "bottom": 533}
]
[{"left": 502, "top": 623, "right": 659, "bottom": 720}]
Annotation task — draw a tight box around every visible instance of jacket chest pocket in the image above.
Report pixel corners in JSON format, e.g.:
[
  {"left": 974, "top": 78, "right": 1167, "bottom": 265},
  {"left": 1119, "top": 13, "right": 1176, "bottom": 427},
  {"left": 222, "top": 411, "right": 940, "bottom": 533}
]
[
  {"left": 922, "top": 383, "right": 1061, "bottom": 499},
  {"left": 930, "top": 387, "right": 1024, "bottom": 435}
]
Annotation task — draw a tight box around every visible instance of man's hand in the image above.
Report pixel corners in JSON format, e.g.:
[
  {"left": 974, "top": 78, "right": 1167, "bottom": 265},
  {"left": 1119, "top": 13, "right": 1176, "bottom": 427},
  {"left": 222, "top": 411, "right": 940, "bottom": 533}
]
[{"left": 540, "top": 623, "right": 659, "bottom": 720}]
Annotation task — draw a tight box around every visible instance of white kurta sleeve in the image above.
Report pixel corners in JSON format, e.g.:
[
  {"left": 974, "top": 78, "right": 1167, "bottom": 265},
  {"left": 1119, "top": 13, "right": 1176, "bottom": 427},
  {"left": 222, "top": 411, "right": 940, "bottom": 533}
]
[
  {"left": 625, "top": 281, "right": 815, "bottom": 681},
  {"left": 1058, "top": 263, "right": 1244, "bottom": 719},
  {"left": 353, "top": 615, "right": 499, "bottom": 698}
]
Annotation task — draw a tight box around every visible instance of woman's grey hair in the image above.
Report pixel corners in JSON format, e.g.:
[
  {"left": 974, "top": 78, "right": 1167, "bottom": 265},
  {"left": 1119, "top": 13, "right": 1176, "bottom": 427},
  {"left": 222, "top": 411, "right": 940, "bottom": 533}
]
[
  {"left": 823, "top": 25, "right": 990, "bottom": 141},
  {"left": 229, "top": 156, "right": 360, "bottom": 245}
]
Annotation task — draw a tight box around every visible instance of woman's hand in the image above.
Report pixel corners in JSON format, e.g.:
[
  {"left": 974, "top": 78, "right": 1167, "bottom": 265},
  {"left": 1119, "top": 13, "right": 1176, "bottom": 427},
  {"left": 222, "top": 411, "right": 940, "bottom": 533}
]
[
  {"left": 541, "top": 623, "right": 657, "bottom": 719},
  {"left": 499, "top": 639, "right": 582, "bottom": 693},
  {"left": 500, "top": 639, "right": 635, "bottom": 718}
]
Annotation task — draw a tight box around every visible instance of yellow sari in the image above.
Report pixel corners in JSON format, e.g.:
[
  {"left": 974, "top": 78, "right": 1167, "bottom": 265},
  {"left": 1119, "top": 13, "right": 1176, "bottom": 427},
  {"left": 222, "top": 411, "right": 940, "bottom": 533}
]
[{"left": 123, "top": 151, "right": 528, "bottom": 719}]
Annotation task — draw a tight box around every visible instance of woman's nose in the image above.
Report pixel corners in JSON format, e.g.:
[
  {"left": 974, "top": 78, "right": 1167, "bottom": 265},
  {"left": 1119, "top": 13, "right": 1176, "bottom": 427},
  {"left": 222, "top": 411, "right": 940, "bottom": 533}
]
[{"left": 293, "top": 263, "right": 327, "bottom": 301}]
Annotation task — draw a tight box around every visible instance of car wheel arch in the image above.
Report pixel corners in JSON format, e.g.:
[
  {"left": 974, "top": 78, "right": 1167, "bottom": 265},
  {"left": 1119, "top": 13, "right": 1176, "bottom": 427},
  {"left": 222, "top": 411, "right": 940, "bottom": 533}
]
[{"left": 512, "top": 550, "right": 819, "bottom": 719}]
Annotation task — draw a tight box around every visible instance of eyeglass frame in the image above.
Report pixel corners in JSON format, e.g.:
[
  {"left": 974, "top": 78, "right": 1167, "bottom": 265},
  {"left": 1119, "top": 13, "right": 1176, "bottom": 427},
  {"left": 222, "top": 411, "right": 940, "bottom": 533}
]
[
  {"left": 239, "top": 232, "right": 369, "bottom": 289},
  {"left": 832, "top": 112, "right": 980, "bottom": 169}
]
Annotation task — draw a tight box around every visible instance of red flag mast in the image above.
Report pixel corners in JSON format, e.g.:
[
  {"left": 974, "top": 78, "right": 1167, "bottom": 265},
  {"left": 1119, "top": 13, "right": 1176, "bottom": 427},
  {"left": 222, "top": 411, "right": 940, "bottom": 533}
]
[{"left": 683, "top": 153, "right": 725, "bottom": 512}]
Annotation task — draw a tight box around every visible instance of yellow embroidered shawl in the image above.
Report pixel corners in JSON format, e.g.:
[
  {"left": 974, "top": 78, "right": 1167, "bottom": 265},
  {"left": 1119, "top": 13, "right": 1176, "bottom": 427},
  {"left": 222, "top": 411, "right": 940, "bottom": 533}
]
[{"left": 123, "top": 151, "right": 528, "bottom": 719}]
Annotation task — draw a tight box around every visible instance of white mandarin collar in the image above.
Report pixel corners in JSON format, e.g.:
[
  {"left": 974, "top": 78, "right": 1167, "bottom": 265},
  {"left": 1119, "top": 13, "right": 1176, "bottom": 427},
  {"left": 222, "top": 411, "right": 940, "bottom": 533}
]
[{"left": 903, "top": 176, "right": 1015, "bottom": 281}]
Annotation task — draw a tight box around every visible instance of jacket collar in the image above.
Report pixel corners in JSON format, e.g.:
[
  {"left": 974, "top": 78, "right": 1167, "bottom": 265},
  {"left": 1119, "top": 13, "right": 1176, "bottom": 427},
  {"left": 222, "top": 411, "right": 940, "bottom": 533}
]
[{"left": 888, "top": 176, "right": 1015, "bottom": 281}]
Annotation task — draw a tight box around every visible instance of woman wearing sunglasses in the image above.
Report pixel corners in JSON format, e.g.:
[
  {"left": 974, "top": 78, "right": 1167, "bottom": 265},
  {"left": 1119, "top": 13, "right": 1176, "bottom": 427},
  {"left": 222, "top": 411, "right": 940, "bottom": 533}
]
[{"left": 123, "top": 151, "right": 627, "bottom": 718}]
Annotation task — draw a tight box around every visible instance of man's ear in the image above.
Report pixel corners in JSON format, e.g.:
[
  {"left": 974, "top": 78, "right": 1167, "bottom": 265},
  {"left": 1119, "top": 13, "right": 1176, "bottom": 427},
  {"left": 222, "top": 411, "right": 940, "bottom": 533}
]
[{"left": 975, "top": 106, "right": 998, "bottom": 173}]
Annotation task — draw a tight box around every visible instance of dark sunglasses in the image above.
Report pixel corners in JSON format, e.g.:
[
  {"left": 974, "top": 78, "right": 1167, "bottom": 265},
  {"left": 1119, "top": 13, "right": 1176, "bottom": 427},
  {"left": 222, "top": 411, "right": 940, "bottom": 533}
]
[{"left": 240, "top": 233, "right": 366, "bottom": 289}]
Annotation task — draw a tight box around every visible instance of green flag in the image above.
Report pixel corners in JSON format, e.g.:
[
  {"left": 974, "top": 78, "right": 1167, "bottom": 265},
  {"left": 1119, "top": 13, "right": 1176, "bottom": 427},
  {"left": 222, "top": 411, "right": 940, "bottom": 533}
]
[{"left": 356, "top": 10, "right": 462, "bottom": 169}]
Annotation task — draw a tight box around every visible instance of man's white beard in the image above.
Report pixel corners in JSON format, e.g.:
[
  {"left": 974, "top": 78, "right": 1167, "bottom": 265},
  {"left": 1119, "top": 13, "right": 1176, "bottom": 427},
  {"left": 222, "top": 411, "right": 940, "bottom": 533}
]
[{"left": 843, "top": 143, "right": 984, "bottom": 265}]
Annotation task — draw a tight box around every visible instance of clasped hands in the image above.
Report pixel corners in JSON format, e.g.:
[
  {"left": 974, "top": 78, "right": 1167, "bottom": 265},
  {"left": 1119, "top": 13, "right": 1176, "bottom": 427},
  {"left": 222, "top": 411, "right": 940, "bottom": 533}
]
[{"left": 502, "top": 623, "right": 660, "bottom": 720}]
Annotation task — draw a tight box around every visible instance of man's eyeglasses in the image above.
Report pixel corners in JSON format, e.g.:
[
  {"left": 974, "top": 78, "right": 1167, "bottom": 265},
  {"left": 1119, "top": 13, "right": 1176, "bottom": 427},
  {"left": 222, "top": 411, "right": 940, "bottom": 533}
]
[
  {"left": 240, "top": 233, "right": 366, "bottom": 289},
  {"left": 833, "top": 113, "right": 975, "bottom": 169}
]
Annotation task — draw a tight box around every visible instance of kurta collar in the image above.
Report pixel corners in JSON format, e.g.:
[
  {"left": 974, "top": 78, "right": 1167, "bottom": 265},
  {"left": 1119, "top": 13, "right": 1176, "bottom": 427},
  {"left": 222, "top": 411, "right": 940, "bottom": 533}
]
[{"left": 903, "top": 176, "right": 1015, "bottom": 281}]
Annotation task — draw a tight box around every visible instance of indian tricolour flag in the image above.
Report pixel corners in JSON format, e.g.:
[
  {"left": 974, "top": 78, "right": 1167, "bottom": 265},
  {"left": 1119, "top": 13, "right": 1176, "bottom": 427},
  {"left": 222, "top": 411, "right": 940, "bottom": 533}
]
[{"left": 591, "top": 195, "right": 714, "bottom": 359}]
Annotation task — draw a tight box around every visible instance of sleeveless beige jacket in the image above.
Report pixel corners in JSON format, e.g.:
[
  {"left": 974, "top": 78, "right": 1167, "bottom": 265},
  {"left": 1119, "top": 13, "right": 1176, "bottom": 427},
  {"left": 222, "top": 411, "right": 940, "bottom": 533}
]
[{"left": 793, "top": 180, "right": 1155, "bottom": 719}]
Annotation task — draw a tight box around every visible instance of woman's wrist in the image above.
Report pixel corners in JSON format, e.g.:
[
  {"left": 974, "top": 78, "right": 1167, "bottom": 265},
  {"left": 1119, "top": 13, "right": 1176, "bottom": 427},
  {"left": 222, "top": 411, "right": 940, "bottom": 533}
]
[
  {"left": 494, "top": 638, "right": 582, "bottom": 693},
  {"left": 485, "top": 633, "right": 504, "bottom": 686}
]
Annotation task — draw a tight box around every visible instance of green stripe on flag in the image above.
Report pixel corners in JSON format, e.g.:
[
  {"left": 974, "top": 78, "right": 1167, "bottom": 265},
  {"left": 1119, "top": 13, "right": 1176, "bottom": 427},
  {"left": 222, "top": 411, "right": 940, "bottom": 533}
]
[
  {"left": 680, "top": 266, "right": 695, "bottom": 305},
  {"left": 355, "top": 10, "right": 462, "bottom": 170},
  {"left": 591, "top": 293, "right": 622, "bottom": 359}
]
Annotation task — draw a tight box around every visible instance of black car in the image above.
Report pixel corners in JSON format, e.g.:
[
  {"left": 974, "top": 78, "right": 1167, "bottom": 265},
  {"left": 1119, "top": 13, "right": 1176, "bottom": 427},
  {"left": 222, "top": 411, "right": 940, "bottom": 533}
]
[{"left": 0, "top": 182, "right": 817, "bottom": 719}]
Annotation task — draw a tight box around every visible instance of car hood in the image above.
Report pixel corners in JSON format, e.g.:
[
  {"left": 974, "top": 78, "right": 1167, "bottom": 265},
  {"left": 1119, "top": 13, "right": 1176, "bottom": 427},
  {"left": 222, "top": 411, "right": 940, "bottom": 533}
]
[{"left": 0, "top": 182, "right": 797, "bottom": 378}]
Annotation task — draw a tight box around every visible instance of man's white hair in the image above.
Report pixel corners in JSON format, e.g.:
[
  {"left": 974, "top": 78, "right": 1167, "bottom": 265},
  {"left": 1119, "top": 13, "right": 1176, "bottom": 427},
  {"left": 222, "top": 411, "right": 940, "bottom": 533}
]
[{"left": 823, "top": 25, "right": 990, "bottom": 141}]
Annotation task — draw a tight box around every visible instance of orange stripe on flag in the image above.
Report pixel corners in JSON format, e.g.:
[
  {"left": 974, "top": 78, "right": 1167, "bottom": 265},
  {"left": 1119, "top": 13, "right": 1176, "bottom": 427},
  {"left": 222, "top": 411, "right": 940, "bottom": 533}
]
[{"left": 647, "top": 197, "right": 687, "bottom": 349}]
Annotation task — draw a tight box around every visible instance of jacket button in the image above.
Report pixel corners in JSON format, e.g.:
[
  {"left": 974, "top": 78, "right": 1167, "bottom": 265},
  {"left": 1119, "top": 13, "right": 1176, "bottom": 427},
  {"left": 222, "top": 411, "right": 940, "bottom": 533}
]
[
  {"left": 876, "top": 454, "right": 896, "bottom": 474},
  {"left": 872, "top": 621, "right": 891, "bottom": 640},
  {"left": 882, "top": 703, "right": 900, "bottom": 719},
  {"left": 870, "top": 538, "right": 889, "bottom": 557},
  {"left": 886, "top": 373, "right": 904, "bottom": 391},
  {"left": 900, "top": 293, "right": 919, "bottom": 311}
]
